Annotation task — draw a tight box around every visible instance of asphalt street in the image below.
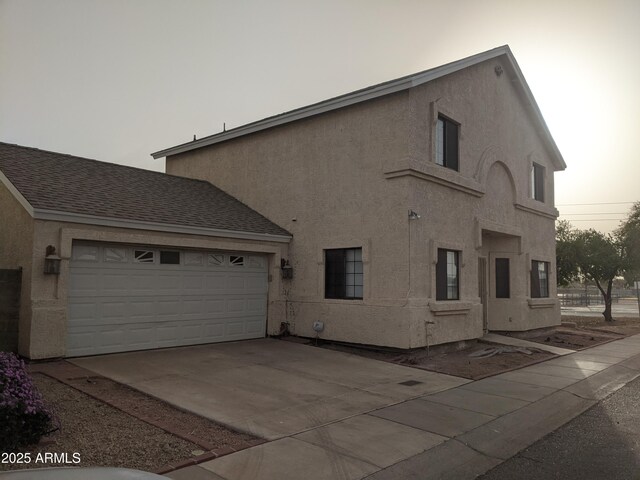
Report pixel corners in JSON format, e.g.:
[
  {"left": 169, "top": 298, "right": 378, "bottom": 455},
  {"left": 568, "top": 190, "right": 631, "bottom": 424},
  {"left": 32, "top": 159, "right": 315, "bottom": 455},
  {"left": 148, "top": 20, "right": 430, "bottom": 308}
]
[{"left": 478, "top": 375, "right": 640, "bottom": 480}]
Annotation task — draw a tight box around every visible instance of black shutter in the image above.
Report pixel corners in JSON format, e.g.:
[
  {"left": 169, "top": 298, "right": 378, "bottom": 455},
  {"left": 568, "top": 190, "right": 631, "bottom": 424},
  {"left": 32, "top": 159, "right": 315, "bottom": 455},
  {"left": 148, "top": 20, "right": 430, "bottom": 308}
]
[
  {"left": 436, "top": 249, "right": 448, "bottom": 301},
  {"left": 495, "top": 258, "right": 510, "bottom": 298},
  {"left": 534, "top": 164, "right": 544, "bottom": 201},
  {"left": 446, "top": 121, "right": 459, "bottom": 171},
  {"left": 531, "top": 261, "right": 541, "bottom": 298},
  {"left": 325, "top": 249, "right": 346, "bottom": 299}
]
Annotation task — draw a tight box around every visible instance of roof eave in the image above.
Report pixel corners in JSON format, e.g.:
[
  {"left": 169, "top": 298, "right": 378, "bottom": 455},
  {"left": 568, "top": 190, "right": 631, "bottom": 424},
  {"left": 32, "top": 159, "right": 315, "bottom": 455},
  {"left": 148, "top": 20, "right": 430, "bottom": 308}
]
[
  {"left": 32, "top": 209, "right": 292, "bottom": 243},
  {"left": 500, "top": 49, "right": 567, "bottom": 171},
  {"left": 0, "top": 169, "right": 35, "bottom": 216}
]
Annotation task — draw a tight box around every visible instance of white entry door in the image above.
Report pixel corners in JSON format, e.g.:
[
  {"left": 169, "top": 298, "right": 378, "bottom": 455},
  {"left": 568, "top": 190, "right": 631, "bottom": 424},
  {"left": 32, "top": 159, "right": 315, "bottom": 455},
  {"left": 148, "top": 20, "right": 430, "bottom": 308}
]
[{"left": 67, "top": 242, "right": 268, "bottom": 357}]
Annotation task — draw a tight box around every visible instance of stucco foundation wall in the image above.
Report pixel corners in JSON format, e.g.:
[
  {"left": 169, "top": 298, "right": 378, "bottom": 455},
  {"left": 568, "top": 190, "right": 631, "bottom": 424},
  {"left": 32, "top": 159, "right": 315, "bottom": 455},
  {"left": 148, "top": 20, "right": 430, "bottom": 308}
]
[
  {"left": 23, "top": 219, "right": 288, "bottom": 359},
  {"left": 0, "top": 182, "right": 34, "bottom": 354}
]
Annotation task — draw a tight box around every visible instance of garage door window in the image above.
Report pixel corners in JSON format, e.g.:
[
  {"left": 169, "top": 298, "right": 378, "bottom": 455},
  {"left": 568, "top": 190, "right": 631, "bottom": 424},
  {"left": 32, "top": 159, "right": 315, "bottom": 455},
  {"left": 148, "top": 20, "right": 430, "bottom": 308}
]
[
  {"left": 160, "top": 251, "right": 180, "bottom": 265},
  {"left": 208, "top": 254, "right": 224, "bottom": 266},
  {"left": 184, "top": 252, "right": 204, "bottom": 266},
  {"left": 134, "top": 250, "right": 155, "bottom": 263},
  {"left": 73, "top": 245, "right": 99, "bottom": 262},
  {"left": 230, "top": 255, "right": 245, "bottom": 266},
  {"left": 105, "top": 247, "right": 127, "bottom": 263}
]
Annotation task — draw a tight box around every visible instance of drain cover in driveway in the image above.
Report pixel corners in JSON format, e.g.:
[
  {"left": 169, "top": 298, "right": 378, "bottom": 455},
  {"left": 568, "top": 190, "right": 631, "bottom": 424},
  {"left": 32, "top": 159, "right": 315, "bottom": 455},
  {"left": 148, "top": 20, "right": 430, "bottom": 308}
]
[{"left": 398, "top": 380, "right": 423, "bottom": 386}]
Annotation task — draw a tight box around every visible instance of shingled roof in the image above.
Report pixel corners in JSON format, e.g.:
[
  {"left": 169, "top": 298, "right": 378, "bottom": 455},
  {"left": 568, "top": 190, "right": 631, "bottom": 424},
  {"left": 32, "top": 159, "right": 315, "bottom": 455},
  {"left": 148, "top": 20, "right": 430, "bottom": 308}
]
[{"left": 0, "top": 142, "right": 291, "bottom": 240}]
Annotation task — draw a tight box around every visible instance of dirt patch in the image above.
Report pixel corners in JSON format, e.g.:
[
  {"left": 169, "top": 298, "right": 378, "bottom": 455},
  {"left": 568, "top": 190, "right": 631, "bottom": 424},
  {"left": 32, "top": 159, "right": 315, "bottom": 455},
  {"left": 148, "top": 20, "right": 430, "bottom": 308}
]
[
  {"left": 504, "top": 327, "right": 620, "bottom": 351},
  {"left": 563, "top": 315, "right": 640, "bottom": 337},
  {"left": 319, "top": 341, "right": 555, "bottom": 380}
]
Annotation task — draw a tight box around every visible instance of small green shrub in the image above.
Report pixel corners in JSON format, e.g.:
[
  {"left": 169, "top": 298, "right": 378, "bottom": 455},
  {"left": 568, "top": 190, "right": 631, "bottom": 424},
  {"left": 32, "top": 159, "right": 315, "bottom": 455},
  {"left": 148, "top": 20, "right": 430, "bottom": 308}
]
[{"left": 0, "top": 352, "right": 55, "bottom": 452}]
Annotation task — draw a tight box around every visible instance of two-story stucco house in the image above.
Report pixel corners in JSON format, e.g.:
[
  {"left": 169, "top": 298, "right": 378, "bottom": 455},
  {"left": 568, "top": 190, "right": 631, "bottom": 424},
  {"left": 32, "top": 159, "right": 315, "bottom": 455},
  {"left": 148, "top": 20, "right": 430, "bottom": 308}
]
[
  {"left": 153, "top": 45, "right": 565, "bottom": 349},
  {"left": 0, "top": 45, "right": 564, "bottom": 359}
]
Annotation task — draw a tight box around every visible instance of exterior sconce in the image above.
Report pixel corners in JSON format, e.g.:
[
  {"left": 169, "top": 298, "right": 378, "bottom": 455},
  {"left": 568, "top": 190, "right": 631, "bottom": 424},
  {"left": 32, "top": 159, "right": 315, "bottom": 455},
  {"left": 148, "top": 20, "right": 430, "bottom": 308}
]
[
  {"left": 44, "top": 245, "right": 61, "bottom": 275},
  {"left": 280, "top": 258, "right": 293, "bottom": 279}
]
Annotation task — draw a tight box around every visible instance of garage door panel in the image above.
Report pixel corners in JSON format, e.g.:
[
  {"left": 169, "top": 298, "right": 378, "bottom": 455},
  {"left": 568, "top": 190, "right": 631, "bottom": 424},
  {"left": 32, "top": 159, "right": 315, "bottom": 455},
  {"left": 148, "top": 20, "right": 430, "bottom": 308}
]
[
  {"left": 203, "top": 322, "right": 226, "bottom": 341},
  {"left": 100, "top": 327, "right": 128, "bottom": 348},
  {"left": 225, "top": 321, "right": 246, "bottom": 336},
  {"left": 225, "top": 275, "right": 246, "bottom": 292},
  {"left": 183, "top": 274, "right": 206, "bottom": 292},
  {"left": 246, "top": 318, "right": 266, "bottom": 335},
  {"left": 127, "top": 326, "right": 156, "bottom": 348},
  {"left": 227, "top": 298, "right": 246, "bottom": 313},
  {"left": 247, "top": 297, "right": 267, "bottom": 314},
  {"left": 204, "top": 274, "right": 228, "bottom": 292},
  {"left": 68, "top": 272, "right": 100, "bottom": 295},
  {"left": 246, "top": 274, "right": 269, "bottom": 293},
  {"left": 67, "top": 243, "right": 268, "bottom": 357},
  {"left": 203, "top": 299, "right": 226, "bottom": 314},
  {"left": 154, "top": 273, "right": 183, "bottom": 293},
  {"left": 100, "top": 300, "right": 129, "bottom": 320}
]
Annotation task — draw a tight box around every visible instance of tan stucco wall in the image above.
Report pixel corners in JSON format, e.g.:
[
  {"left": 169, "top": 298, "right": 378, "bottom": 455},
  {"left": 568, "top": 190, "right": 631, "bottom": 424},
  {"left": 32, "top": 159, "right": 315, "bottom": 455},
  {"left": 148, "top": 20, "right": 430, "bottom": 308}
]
[
  {"left": 0, "top": 182, "right": 34, "bottom": 354},
  {"left": 164, "top": 57, "right": 561, "bottom": 349},
  {"left": 23, "top": 220, "right": 288, "bottom": 359}
]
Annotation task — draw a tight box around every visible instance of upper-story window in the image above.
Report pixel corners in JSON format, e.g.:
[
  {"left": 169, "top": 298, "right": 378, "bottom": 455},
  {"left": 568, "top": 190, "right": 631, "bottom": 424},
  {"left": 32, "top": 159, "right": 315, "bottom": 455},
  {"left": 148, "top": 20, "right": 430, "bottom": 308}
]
[
  {"left": 531, "top": 162, "right": 545, "bottom": 202},
  {"left": 435, "top": 115, "right": 459, "bottom": 171}
]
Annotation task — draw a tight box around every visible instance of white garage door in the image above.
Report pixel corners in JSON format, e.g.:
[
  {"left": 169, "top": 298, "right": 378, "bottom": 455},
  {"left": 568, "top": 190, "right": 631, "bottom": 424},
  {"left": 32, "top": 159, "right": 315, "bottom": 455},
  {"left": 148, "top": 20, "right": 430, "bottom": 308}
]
[{"left": 67, "top": 242, "right": 268, "bottom": 357}]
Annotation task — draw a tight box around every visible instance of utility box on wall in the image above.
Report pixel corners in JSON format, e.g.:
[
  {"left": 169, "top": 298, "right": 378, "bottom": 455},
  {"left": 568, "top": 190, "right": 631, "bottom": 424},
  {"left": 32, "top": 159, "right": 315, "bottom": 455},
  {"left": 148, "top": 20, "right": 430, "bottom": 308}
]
[{"left": 0, "top": 268, "right": 21, "bottom": 353}]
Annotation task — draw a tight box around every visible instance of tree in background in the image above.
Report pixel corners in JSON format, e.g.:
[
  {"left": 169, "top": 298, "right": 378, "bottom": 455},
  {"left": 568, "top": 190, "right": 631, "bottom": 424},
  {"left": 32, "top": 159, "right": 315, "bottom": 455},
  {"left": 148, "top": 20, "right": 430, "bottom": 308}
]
[
  {"left": 619, "top": 202, "right": 640, "bottom": 286},
  {"left": 556, "top": 202, "right": 640, "bottom": 322},
  {"left": 555, "top": 219, "right": 578, "bottom": 287}
]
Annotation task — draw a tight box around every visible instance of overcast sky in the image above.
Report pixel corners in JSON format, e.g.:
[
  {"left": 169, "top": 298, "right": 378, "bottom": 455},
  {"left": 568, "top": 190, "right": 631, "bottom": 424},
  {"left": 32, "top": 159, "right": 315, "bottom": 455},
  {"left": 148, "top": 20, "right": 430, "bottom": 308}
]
[{"left": 1, "top": 0, "right": 638, "bottom": 232}]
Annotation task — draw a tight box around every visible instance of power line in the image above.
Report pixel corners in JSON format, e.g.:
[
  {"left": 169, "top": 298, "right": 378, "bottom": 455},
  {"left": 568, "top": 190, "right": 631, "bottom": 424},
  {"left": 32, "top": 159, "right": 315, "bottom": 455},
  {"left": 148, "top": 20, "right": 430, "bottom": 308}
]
[
  {"left": 562, "top": 219, "right": 624, "bottom": 221},
  {"left": 556, "top": 201, "right": 636, "bottom": 206},
  {"left": 560, "top": 212, "right": 627, "bottom": 216}
]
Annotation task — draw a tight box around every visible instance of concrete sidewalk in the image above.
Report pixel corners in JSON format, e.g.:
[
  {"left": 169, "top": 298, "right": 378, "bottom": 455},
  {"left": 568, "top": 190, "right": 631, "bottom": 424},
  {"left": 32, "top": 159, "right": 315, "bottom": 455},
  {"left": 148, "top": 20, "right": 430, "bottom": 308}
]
[{"left": 167, "top": 334, "right": 640, "bottom": 480}]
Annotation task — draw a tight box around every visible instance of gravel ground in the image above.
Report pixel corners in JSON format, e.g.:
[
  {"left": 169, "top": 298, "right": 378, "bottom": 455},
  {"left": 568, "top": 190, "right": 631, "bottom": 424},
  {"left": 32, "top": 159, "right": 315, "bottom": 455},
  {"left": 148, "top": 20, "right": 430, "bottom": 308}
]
[
  {"left": 0, "top": 374, "right": 204, "bottom": 472},
  {"left": 62, "top": 374, "right": 255, "bottom": 450}
]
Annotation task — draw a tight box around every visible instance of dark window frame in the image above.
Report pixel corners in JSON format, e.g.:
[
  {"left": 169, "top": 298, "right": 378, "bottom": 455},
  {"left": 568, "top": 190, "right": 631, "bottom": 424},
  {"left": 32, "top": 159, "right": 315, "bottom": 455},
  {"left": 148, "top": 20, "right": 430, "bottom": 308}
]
[
  {"left": 435, "top": 115, "right": 459, "bottom": 171},
  {"left": 436, "top": 249, "right": 460, "bottom": 301},
  {"left": 531, "top": 163, "right": 545, "bottom": 202},
  {"left": 325, "top": 248, "right": 363, "bottom": 300},
  {"left": 495, "top": 258, "right": 510, "bottom": 298},
  {"left": 160, "top": 250, "right": 181, "bottom": 265},
  {"left": 531, "top": 260, "right": 550, "bottom": 298}
]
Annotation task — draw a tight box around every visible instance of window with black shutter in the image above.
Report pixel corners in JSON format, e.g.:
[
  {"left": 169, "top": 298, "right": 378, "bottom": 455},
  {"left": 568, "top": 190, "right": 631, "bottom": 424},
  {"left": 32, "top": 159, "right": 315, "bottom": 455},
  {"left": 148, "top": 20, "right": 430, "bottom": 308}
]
[
  {"left": 436, "top": 249, "right": 459, "bottom": 300},
  {"left": 531, "top": 260, "right": 550, "bottom": 298},
  {"left": 435, "top": 116, "right": 459, "bottom": 171},
  {"left": 325, "top": 248, "right": 363, "bottom": 299},
  {"left": 531, "top": 163, "right": 545, "bottom": 202}
]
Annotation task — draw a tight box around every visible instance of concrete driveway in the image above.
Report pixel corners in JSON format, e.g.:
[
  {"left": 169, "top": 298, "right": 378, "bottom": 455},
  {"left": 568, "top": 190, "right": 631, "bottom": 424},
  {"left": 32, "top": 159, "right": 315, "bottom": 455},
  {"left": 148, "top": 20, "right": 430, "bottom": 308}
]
[{"left": 71, "top": 339, "right": 468, "bottom": 440}]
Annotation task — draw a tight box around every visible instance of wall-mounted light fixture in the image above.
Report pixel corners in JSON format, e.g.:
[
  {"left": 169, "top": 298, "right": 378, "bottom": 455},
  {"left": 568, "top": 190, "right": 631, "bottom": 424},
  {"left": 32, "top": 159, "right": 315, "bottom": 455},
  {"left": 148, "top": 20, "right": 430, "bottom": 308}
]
[
  {"left": 44, "top": 245, "right": 61, "bottom": 275},
  {"left": 408, "top": 209, "right": 421, "bottom": 220},
  {"left": 280, "top": 258, "right": 293, "bottom": 279}
]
